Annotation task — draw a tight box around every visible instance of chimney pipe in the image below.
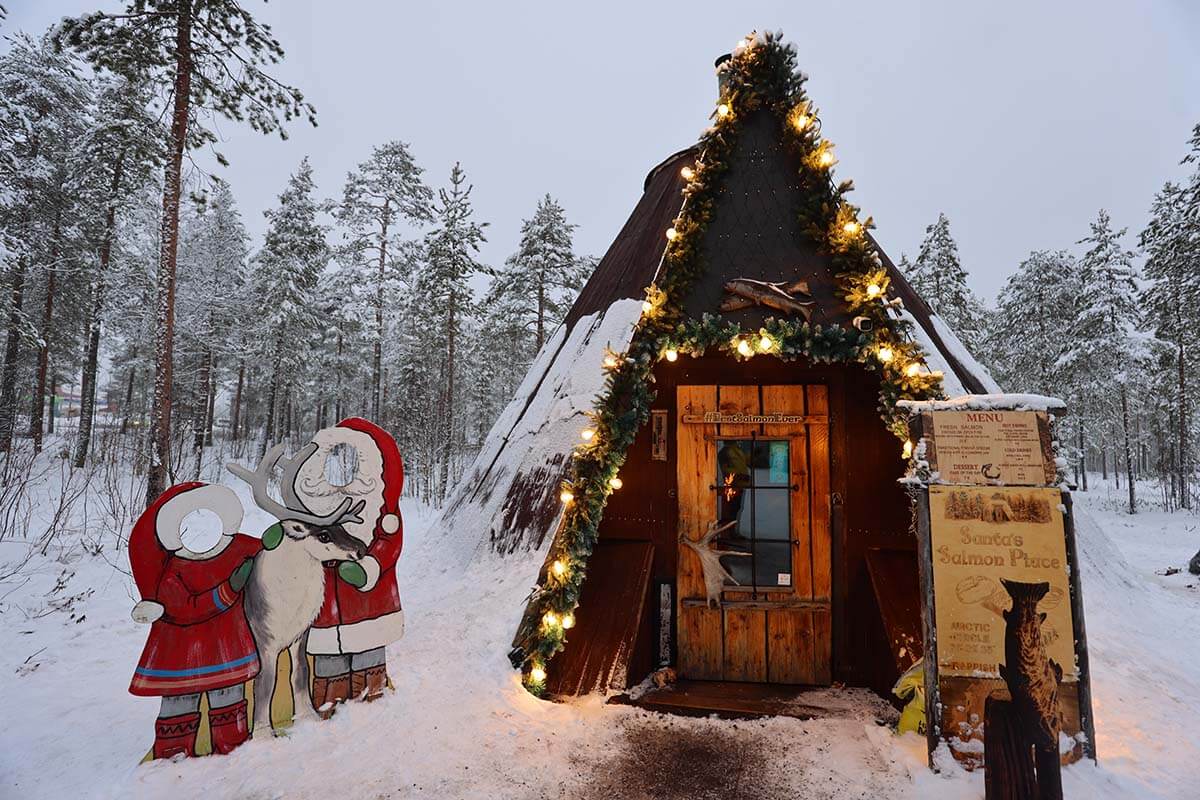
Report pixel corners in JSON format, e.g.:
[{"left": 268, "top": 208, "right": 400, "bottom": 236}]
[{"left": 714, "top": 53, "right": 732, "bottom": 94}]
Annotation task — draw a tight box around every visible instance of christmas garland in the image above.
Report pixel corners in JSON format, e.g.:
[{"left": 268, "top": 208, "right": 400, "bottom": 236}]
[{"left": 517, "top": 31, "right": 943, "bottom": 694}]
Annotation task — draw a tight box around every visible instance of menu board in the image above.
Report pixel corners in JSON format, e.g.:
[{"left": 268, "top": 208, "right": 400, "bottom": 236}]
[
  {"left": 926, "top": 410, "right": 1055, "bottom": 486},
  {"left": 928, "top": 485, "right": 1075, "bottom": 679}
]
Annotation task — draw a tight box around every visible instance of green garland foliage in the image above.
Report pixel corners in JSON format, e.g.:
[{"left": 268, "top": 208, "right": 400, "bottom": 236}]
[{"left": 517, "top": 31, "right": 944, "bottom": 694}]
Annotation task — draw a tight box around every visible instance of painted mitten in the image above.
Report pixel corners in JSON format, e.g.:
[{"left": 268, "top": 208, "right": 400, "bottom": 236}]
[
  {"left": 261, "top": 522, "right": 284, "bottom": 551},
  {"left": 338, "top": 560, "right": 367, "bottom": 588},
  {"left": 229, "top": 557, "right": 255, "bottom": 592}
]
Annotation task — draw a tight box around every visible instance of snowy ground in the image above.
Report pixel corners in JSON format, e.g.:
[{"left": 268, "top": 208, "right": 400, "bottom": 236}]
[{"left": 1, "top": 447, "right": 1198, "bottom": 799}]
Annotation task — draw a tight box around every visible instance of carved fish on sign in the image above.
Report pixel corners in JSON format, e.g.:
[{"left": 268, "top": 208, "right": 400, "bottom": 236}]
[{"left": 719, "top": 278, "right": 814, "bottom": 319}]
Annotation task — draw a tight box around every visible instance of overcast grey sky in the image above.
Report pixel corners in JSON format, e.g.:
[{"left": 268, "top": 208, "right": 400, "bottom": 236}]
[{"left": 8, "top": 1, "right": 1200, "bottom": 300}]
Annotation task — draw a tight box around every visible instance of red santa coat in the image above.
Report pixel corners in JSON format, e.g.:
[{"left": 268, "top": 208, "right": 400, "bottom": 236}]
[
  {"left": 305, "top": 418, "right": 405, "bottom": 655},
  {"left": 128, "top": 482, "right": 263, "bottom": 697}
]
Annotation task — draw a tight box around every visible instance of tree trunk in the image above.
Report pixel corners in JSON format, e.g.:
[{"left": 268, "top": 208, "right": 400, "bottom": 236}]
[
  {"left": 261, "top": 342, "right": 281, "bottom": 457},
  {"left": 536, "top": 275, "right": 545, "bottom": 353},
  {"left": 230, "top": 359, "right": 244, "bottom": 442},
  {"left": 439, "top": 292, "right": 457, "bottom": 502},
  {"left": 47, "top": 373, "right": 57, "bottom": 434},
  {"left": 1078, "top": 423, "right": 1088, "bottom": 492},
  {"left": 120, "top": 360, "right": 136, "bottom": 435},
  {"left": 1180, "top": 340, "right": 1190, "bottom": 509},
  {"left": 1121, "top": 385, "right": 1136, "bottom": 514},
  {"left": 74, "top": 154, "right": 125, "bottom": 467},
  {"left": 204, "top": 353, "right": 216, "bottom": 447},
  {"left": 30, "top": 212, "right": 63, "bottom": 455},
  {"left": 147, "top": 1, "right": 194, "bottom": 507},
  {"left": 0, "top": 131, "right": 42, "bottom": 453},
  {"left": 191, "top": 345, "right": 211, "bottom": 474},
  {"left": 0, "top": 255, "right": 28, "bottom": 452},
  {"left": 335, "top": 332, "right": 344, "bottom": 421},
  {"left": 371, "top": 199, "right": 390, "bottom": 421}
]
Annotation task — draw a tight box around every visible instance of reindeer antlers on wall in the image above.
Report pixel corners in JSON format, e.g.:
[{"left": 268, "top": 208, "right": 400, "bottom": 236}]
[
  {"left": 227, "top": 444, "right": 366, "bottom": 527},
  {"left": 680, "top": 519, "right": 750, "bottom": 609}
]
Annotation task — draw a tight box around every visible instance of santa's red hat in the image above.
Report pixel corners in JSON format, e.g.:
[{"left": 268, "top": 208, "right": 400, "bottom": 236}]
[
  {"left": 335, "top": 417, "right": 404, "bottom": 542},
  {"left": 128, "top": 482, "right": 243, "bottom": 623}
]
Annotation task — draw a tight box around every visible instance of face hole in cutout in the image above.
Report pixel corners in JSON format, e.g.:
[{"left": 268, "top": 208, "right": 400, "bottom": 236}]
[
  {"left": 179, "top": 508, "right": 224, "bottom": 553},
  {"left": 324, "top": 442, "right": 358, "bottom": 488}
]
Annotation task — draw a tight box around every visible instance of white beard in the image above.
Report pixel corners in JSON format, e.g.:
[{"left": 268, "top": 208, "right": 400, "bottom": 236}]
[{"left": 294, "top": 427, "right": 386, "bottom": 544}]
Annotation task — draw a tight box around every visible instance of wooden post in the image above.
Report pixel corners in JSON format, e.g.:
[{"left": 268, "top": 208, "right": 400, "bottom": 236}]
[
  {"left": 1061, "top": 491, "right": 1098, "bottom": 760},
  {"left": 913, "top": 487, "right": 942, "bottom": 768},
  {"left": 984, "top": 692, "right": 1037, "bottom": 800}
]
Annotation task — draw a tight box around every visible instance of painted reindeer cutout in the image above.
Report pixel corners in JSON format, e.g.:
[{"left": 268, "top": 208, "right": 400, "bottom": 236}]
[{"left": 227, "top": 444, "right": 367, "bottom": 736}]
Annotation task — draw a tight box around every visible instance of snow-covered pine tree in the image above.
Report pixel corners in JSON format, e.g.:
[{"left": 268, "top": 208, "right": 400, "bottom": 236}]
[
  {"left": 417, "top": 163, "right": 489, "bottom": 503},
  {"left": 504, "top": 195, "right": 587, "bottom": 353},
  {"left": 988, "top": 250, "right": 1084, "bottom": 481},
  {"left": 57, "top": 1, "right": 316, "bottom": 504},
  {"left": 1066, "top": 209, "right": 1146, "bottom": 512},
  {"left": 73, "top": 76, "right": 163, "bottom": 467},
  {"left": 989, "top": 251, "right": 1077, "bottom": 395},
  {"left": 0, "top": 33, "right": 90, "bottom": 453},
  {"left": 248, "top": 158, "right": 329, "bottom": 454},
  {"left": 1141, "top": 174, "right": 1200, "bottom": 508},
  {"left": 333, "top": 141, "right": 434, "bottom": 420},
  {"left": 473, "top": 197, "right": 590, "bottom": 433},
  {"left": 175, "top": 179, "right": 249, "bottom": 474},
  {"left": 907, "top": 213, "right": 987, "bottom": 350}
]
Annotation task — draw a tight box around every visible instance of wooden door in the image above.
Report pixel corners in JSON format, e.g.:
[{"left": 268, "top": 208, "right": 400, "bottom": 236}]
[{"left": 676, "top": 384, "right": 832, "bottom": 684}]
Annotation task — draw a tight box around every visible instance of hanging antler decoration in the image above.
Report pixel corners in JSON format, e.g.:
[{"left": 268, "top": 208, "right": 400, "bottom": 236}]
[
  {"left": 680, "top": 519, "right": 750, "bottom": 608},
  {"left": 227, "top": 444, "right": 366, "bottom": 527}
]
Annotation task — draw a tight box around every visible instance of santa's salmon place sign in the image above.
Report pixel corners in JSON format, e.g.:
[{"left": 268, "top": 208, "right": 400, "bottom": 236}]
[{"left": 900, "top": 397, "right": 1096, "bottom": 799}]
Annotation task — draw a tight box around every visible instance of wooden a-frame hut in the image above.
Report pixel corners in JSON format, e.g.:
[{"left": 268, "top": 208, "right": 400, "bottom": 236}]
[{"left": 436, "top": 31, "right": 999, "bottom": 705}]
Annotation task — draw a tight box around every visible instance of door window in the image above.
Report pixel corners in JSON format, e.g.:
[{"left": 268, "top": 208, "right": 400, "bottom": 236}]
[{"left": 716, "top": 438, "right": 792, "bottom": 589}]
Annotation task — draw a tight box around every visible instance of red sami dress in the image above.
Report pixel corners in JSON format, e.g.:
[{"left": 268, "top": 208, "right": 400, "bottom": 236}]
[{"left": 129, "top": 535, "right": 263, "bottom": 697}]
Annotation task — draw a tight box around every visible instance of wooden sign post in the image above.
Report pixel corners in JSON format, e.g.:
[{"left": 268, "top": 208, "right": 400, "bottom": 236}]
[{"left": 902, "top": 400, "right": 1095, "bottom": 799}]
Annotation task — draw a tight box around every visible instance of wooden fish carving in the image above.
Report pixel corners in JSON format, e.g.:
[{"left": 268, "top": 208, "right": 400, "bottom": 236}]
[{"left": 998, "top": 579, "right": 1063, "bottom": 752}]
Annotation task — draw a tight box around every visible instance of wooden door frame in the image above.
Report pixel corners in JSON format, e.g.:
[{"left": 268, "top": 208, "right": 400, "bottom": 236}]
[{"left": 673, "top": 381, "right": 835, "bottom": 684}]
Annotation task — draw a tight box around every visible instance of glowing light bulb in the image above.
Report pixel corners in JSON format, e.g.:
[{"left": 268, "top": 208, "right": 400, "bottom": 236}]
[
  {"left": 543, "top": 611, "right": 560, "bottom": 627},
  {"left": 551, "top": 559, "right": 567, "bottom": 577},
  {"left": 530, "top": 666, "right": 547, "bottom": 683},
  {"left": 866, "top": 283, "right": 882, "bottom": 298},
  {"left": 793, "top": 113, "right": 811, "bottom": 132},
  {"left": 877, "top": 346, "right": 895, "bottom": 363},
  {"left": 562, "top": 613, "right": 575, "bottom": 629},
  {"left": 680, "top": 166, "right": 695, "bottom": 180},
  {"left": 906, "top": 362, "right": 921, "bottom": 377},
  {"left": 902, "top": 440, "right": 914, "bottom": 459},
  {"left": 560, "top": 489, "right": 574, "bottom": 504},
  {"left": 843, "top": 220, "right": 861, "bottom": 235},
  {"left": 609, "top": 477, "right": 623, "bottom": 490},
  {"left": 664, "top": 349, "right": 678, "bottom": 362},
  {"left": 737, "top": 339, "right": 754, "bottom": 357},
  {"left": 642, "top": 300, "right": 654, "bottom": 314},
  {"left": 818, "top": 150, "right": 835, "bottom": 167},
  {"left": 716, "top": 103, "right": 731, "bottom": 119},
  {"left": 604, "top": 355, "right": 620, "bottom": 368},
  {"left": 581, "top": 428, "right": 595, "bottom": 441},
  {"left": 666, "top": 227, "right": 678, "bottom": 241},
  {"left": 758, "top": 335, "right": 772, "bottom": 352}
]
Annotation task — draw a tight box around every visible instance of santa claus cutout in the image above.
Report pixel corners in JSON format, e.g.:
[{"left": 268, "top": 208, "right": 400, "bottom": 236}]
[
  {"left": 285, "top": 417, "right": 404, "bottom": 714},
  {"left": 128, "top": 482, "right": 277, "bottom": 759}
]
